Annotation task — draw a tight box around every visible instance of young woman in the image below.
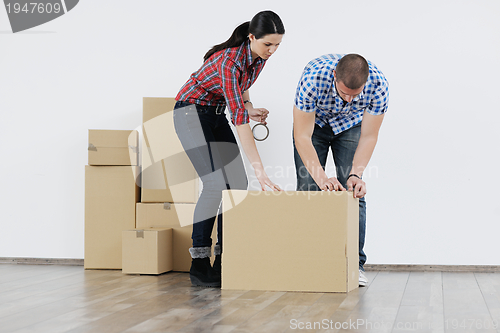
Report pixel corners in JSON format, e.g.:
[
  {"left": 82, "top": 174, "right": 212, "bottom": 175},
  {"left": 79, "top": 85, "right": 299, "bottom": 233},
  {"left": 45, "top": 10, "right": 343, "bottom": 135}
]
[{"left": 173, "top": 11, "right": 285, "bottom": 287}]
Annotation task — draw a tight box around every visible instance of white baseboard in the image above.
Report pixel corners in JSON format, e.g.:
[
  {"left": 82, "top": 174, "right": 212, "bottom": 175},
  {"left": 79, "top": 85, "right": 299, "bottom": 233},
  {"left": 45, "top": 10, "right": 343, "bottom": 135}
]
[
  {"left": 364, "top": 264, "right": 500, "bottom": 272},
  {"left": 0, "top": 257, "right": 84, "bottom": 266}
]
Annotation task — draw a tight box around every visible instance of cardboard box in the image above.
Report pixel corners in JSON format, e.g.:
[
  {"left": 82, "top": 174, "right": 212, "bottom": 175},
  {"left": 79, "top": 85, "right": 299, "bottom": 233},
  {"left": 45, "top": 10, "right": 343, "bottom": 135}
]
[
  {"left": 136, "top": 202, "right": 217, "bottom": 272},
  {"left": 122, "top": 228, "right": 173, "bottom": 275},
  {"left": 88, "top": 129, "right": 138, "bottom": 166},
  {"left": 222, "top": 190, "right": 359, "bottom": 293},
  {"left": 85, "top": 166, "right": 140, "bottom": 269},
  {"left": 141, "top": 97, "right": 199, "bottom": 203}
]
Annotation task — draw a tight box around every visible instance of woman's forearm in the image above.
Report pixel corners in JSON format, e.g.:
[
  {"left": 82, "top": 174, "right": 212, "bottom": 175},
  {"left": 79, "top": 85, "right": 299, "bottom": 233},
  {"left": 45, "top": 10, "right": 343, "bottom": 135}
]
[{"left": 235, "top": 123, "right": 264, "bottom": 176}]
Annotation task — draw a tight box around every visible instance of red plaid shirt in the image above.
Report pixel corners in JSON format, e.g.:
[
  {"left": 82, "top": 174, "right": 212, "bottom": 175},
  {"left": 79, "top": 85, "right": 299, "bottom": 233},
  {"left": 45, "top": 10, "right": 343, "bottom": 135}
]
[{"left": 175, "top": 40, "right": 266, "bottom": 125}]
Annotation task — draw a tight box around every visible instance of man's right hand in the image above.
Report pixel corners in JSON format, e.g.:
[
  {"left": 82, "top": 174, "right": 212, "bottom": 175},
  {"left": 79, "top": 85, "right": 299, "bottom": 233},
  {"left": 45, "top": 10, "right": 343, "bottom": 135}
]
[{"left": 317, "top": 177, "right": 346, "bottom": 191}]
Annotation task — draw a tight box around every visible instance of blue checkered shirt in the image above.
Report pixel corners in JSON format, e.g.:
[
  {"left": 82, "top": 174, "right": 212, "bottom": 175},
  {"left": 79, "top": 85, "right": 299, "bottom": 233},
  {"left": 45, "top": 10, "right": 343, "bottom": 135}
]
[{"left": 294, "top": 54, "right": 389, "bottom": 134}]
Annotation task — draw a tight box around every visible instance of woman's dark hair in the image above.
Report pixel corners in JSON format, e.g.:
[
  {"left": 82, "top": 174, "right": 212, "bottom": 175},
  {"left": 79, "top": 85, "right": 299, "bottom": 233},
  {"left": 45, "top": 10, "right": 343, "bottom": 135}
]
[{"left": 203, "top": 11, "right": 285, "bottom": 62}]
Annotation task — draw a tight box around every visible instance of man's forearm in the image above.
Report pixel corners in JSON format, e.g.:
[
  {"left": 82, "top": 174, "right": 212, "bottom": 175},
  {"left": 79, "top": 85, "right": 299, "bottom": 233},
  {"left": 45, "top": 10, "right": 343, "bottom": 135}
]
[
  {"left": 294, "top": 137, "right": 328, "bottom": 184},
  {"left": 350, "top": 136, "right": 378, "bottom": 177}
]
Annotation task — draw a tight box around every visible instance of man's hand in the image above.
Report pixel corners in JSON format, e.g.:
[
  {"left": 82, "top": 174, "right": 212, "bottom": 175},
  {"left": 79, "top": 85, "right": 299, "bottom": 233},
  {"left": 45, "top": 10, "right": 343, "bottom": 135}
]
[
  {"left": 318, "top": 177, "right": 346, "bottom": 192},
  {"left": 347, "top": 176, "right": 366, "bottom": 198},
  {"left": 248, "top": 107, "right": 269, "bottom": 124}
]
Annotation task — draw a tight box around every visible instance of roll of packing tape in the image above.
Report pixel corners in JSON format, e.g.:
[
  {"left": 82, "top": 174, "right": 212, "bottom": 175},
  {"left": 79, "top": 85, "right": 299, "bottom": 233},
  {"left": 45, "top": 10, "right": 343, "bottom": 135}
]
[{"left": 252, "top": 123, "right": 269, "bottom": 141}]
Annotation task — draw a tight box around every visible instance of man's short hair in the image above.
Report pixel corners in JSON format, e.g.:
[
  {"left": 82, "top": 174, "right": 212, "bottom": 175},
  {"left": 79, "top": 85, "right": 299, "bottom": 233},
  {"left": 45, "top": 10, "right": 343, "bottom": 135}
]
[{"left": 336, "top": 54, "right": 369, "bottom": 89}]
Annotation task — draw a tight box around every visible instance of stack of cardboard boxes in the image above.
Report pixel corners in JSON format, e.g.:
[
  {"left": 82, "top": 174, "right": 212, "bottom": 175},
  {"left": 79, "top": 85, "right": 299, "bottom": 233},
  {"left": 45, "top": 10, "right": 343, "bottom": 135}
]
[
  {"left": 84, "top": 130, "right": 140, "bottom": 269},
  {"left": 85, "top": 97, "right": 215, "bottom": 275},
  {"left": 126, "top": 97, "right": 209, "bottom": 274}
]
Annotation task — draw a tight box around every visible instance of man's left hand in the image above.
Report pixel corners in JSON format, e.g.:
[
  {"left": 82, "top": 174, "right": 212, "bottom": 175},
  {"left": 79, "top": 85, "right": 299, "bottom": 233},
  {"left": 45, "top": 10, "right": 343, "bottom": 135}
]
[{"left": 347, "top": 176, "right": 366, "bottom": 198}]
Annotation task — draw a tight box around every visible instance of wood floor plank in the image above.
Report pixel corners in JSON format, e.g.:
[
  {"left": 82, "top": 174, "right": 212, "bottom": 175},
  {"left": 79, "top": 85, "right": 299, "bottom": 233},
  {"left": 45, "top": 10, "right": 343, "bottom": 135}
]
[
  {"left": 279, "top": 273, "right": 378, "bottom": 333},
  {"left": 0, "top": 264, "right": 58, "bottom": 284},
  {"left": 231, "top": 292, "right": 343, "bottom": 333},
  {"left": 257, "top": 304, "right": 311, "bottom": 333},
  {"left": 0, "top": 268, "right": 109, "bottom": 319},
  {"left": 392, "top": 272, "right": 444, "bottom": 333},
  {"left": 14, "top": 287, "right": 213, "bottom": 333},
  {"left": 205, "top": 291, "right": 286, "bottom": 326},
  {"left": 280, "top": 293, "right": 350, "bottom": 333},
  {"left": 233, "top": 292, "right": 324, "bottom": 333},
  {"left": 10, "top": 307, "right": 122, "bottom": 333},
  {"left": 63, "top": 293, "right": 200, "bottom": 333},
  {"left": 0, "top": 269, "right": 127, "bottom": 320},
  {"left": 474, "top": 272, "right": 500, "bottom": 333},
  {"left": 443, "top": 272, "right": 497, "bottom": 333},
  {"left": 174, "top": 290, "right": 285, "bottom": 332},
  {"left": 272, "top": 292, "right": 324, "bottom": 306},
  {"left": 0, "top": 267, "right": 113, "bottom": 305},
  {"left": 0, "top": 293, "right": 86, "bottom": 333},
  {"left": 169, "top": 302, "right": 239, "bottom": 332},
  {"left": 223, "top": 290, "right": 322, "bottom": 332},
  {"left": 123, "top": 306, "right": 220, "bottom": 332},
  {"left": 69, "top": 275, "right": 182, "bottom": 311},
  {"left": 3, "top": 270, "right": 184, "bottom": 332},
  {"left": 325, "top": 271, "right": 409, "bottom": 333},
  {"left": 0, "top": 265, "right": 82, "bottom": 293},
  {"left": 230, "top": 303, "right": 290, "bottom": 333},
  {"left": 122, "top": 288, "right": 251, "bottom": 332}
]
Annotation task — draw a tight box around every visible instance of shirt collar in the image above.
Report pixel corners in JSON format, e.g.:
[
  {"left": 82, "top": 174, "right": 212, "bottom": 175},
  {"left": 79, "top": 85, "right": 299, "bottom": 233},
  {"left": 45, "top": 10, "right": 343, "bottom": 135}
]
[
  {"left": 332, "top": 80, "right": 365, "bottom": 103},
  {"left": 245, "top": 40, "right": 265, "bottom": 67}
]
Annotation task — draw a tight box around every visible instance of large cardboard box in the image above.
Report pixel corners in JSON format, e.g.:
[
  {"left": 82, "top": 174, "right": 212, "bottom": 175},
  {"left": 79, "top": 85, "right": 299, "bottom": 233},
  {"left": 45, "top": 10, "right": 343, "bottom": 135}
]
[
  {"left": 122, "top": 228, "right": 173, "bottom": 275},
  {"left": 136, "top": 202, "right": 217, "bottom": 272},
  {"left": 222, "top": 190, "right": 359, "bottom": 293},
  {"left": 141, "top": 97, "right": 199, "bottom": 203},
  {"left": 85, "top": 166, "right": 140, "bottom": 269},
  {"left": 88, "top": 129, "right": 138, "bottom": 166}
]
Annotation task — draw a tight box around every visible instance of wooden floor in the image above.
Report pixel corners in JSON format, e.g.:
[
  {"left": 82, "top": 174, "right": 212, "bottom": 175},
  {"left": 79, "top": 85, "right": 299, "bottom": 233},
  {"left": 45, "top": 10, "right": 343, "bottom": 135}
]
[{"left": 0, "top": 265, "right": 499, "bottom": 333}]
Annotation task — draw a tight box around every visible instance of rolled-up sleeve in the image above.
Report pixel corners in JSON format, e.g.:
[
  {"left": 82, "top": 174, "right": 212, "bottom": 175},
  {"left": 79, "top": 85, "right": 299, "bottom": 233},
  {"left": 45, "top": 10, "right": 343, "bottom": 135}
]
[
  {"left": 294, "top": 71, "right": 317, "bottom": 113},
  {"left": 366, "top": 83, "right": 389, "bottom": 115},
  {"left": 219, "top": 58, "right": 249, "bottom": 125}
]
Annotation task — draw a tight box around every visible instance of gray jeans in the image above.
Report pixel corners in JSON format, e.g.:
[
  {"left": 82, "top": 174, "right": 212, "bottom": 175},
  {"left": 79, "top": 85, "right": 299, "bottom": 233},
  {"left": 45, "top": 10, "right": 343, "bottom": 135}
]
[{"left": 173, "top": 101, "right": 247, "bottom": 249}]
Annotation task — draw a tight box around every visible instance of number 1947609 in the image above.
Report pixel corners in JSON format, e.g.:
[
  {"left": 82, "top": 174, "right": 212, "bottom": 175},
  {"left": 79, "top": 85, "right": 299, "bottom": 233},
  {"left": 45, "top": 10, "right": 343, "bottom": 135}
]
[
  {"left": 6, "top": 2, "right": 62, "bottom": 14},
  {"left": 445, "top": 319, "right": 499, "bottom": 330}
]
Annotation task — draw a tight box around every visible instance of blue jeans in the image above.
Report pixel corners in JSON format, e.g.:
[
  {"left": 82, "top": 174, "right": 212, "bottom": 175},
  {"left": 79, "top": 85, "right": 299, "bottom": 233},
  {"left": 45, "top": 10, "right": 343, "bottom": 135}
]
[
  {"left": 293, "top": 123, "right": 367, "bottom": 270},
  {"left": 173, "top": 101, "right": 247, "bottom": 249}
]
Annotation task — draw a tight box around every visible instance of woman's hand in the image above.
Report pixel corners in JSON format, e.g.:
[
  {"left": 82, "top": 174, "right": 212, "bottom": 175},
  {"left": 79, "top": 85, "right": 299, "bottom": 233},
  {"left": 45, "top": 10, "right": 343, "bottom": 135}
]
[
  {"left": 257, "top": 173, "right": 282, "bottom": 191},
  {"left": 235, "top": 123, "right": 280, "bottom": 191},
  {"left": 254, "top": 167, "right": 281, "bottom": 191},
  {"left": 248, "top": 107, "right": 269, "bottom": 124}
]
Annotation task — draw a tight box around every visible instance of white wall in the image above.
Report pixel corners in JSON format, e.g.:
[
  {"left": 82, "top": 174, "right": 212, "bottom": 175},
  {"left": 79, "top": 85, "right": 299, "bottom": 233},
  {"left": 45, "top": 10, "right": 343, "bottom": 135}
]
[{"left": 1, "top": 0, "right": 499, "bottom": 264}]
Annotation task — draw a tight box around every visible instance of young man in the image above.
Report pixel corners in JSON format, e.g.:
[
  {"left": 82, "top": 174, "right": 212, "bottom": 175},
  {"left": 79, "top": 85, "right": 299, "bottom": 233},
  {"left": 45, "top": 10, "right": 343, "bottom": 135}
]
[{"left": 293, "top": 54, "right": 389, "bottom": 286}]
